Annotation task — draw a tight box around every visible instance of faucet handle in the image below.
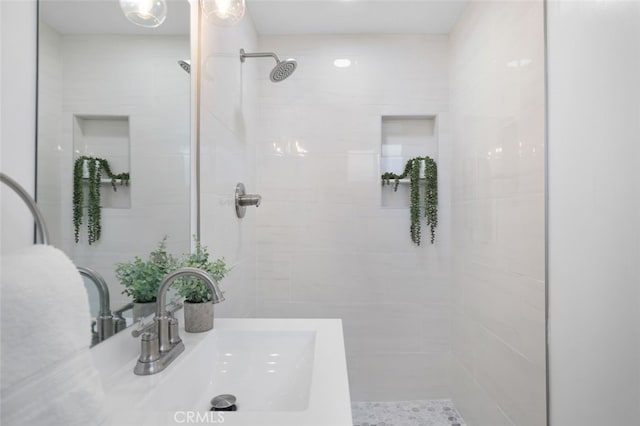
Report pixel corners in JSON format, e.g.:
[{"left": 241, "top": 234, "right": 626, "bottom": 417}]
[
  {"left": 238, "top": 193, "right": 261, "bottom": 207},
  {"left": 113, "top": 315, "right": 127, "bottom": 333},
  {"left": 134, "top": 331, "right": 162, "bottom": 375},
  {"left": 168, "top": 301, "right": 183, "bottom": 316},
  {"left": 131, "top": 316, "right": 156, "bottom": 338},
  {"left": 168, "top": 316, "right": 181, "bottom": 346},
  {"left": 90, "top": 320, "right": 99, "bottom": 347},
  {"left": 138, "top": 332, "right": 160, "bottom": 363},
  {"left": 131, "top": 301, "right": 183, "bottom": 337}
]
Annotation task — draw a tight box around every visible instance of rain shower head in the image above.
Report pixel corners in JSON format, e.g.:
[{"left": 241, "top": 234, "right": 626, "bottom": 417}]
[
  {"left": 178, "top": 59, "right": 191, "bottom": 74},
  {"left": 270, "top": 59, "right": 297, "bottom": 82},
  {"left": 240, "top": 49, "right": 297, "bottom": 82}
]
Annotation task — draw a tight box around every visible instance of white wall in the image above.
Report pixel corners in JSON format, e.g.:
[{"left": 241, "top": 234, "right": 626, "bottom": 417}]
[
  {"left": 547, "top": 1, "right": 640, "bottom": 424},
  {"left": 448, "top": 1, "right": 546, "bottom": 425},
  {"left": 198, "top": 11, "right": 259, "bottom": 317},
  {"left": 253, "top": 34, "right": 452, "bottom": 401},
  {"left": 0, "top": 0, "right": 37, "bottom": 253},
  {"left": 37, "top": 27, "right": 191, "bottom": 309}
]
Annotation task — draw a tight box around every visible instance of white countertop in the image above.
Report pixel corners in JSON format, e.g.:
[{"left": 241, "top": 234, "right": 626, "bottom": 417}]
[{"left": 92, "top": 316, "right": 353, "bottom": 426}]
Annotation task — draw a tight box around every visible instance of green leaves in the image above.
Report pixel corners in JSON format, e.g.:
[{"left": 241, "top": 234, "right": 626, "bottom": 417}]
[
  {"left": 381, "top": 156, "right": 438, "bottom": 246},
  {"left": 116, "top": 236, "right": 230, "bottom": 304},
  {"left": 72, "top": 156, "right": 130, "bottom": 244},
  {"left": 423, "top": 157, "right": 438, "bottom": 244},
  {"left": 116, "top": 236, "right": 177, "bottom": 303},
  {"left": 73, "top": 158, "right": 84, "bottom": 244},
  {"left": 174, "top": 238, "right": 230, "bottom": 303},
  {"left": 87, "top": 158, "right": 101, "bottom": 244},
  {"left": 409, "top": 157, "right": 421, "bottom": 245}
]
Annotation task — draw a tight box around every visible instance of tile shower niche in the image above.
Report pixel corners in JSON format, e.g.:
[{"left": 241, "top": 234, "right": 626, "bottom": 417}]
[
  {"left": 73, "top": 115, "right": 131, "bottom": 209},
  {"left": 381, "top": 116, "right": 438, "bottom": 208}
]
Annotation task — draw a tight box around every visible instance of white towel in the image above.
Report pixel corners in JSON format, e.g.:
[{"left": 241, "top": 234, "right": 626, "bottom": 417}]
[{"left": 1, "top": 245, "right": 107, "bottom": 425}]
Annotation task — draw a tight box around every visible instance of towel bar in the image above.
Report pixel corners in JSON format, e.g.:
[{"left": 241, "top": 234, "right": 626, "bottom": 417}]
[{"left": 0, "top": 172, "right": 50, "bottom": 245}]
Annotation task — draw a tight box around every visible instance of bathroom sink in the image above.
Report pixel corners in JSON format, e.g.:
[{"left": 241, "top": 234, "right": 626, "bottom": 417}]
[
  {"left": 141, "top": 330, "right": 317, "bottom": 412},
  {"left": 94, "top": 318, "right": 352, "bottom": 426}
]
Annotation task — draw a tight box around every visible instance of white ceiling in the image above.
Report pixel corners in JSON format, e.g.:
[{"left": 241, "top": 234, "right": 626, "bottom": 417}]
[
  {"left": 39, "top": 0, "right": 468, "bottom": 36},
  {"left": 246, "top": 0, "right": 469, "bottom": 35},
  {"left": 39, "top": 0, "right": 190, "bottom": 35}
]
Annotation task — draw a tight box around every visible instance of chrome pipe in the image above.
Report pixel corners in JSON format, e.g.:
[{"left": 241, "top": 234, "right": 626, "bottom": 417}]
[
  {"left": 78, "top": 267, "right": 111, "bottom": 315},
  {"left": 239, "top": 49, "right": 280, "bottom": 63},
  {"left": 156, "top": 267, "right": 224, "bottom": 320},
  {"left": 78, "top": 266, "right": 114, "bottom": 342},
  {"left": 0, "top": 172, "right": 50, "bottom": 245}
]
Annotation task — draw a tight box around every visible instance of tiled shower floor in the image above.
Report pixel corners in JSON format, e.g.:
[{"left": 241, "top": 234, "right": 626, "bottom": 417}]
[{"left": 351, "top": 399, "right": 466, "bottom": 426}]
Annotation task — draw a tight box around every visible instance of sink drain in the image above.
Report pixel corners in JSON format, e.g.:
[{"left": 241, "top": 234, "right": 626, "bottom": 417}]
[{"left": 210, "top": 394, "right": 237, "bottom": 412}]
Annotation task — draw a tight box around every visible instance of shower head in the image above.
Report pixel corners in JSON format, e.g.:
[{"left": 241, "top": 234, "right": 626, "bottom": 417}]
[
  {"left": 270, "top": 59, "right": 297, "bottom": 82},
  {"left": 239, "top": 49, "right": 297, "bottom": 82},
  {"left": 178, "top": 59, "right": 191, "bottom": 74}
]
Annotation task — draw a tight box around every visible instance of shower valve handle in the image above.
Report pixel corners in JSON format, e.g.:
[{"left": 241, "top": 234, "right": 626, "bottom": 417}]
[
  {"left": 238, "top": 194, "right": 262, "bottom": 208},
  {"left": 235, "top": 183, "right": 261, "bottom": 218}
]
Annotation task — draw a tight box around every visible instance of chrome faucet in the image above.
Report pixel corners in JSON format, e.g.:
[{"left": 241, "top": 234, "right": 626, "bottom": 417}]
[
  {"left": 134, "top": 267, "right": 225, "bottom": 376},
  {"left": 77, "top": 267, "right": 117, "bottom": 344}
]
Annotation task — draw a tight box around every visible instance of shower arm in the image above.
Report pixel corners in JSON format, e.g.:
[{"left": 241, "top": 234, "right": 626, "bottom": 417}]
[
  {"left": 239, "top": 48, "right": 297, "bottom": 83},
  {"left": 240, "top": 49, "right": 280, "bottom": 64}
]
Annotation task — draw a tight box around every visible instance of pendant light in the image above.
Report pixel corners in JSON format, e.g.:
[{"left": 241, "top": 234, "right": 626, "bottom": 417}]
[
  {"left": 201, "top": 0, "right": 246, "bottom": 26},
  {"left": 119, "top": 0, "right": 168, "bottom": 28}
]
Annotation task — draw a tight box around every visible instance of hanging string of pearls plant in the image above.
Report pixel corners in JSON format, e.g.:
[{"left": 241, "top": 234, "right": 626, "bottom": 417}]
[
  {"left": 73, "top": 156, "right": 130, "bottom": 245},
  {"left": 381, "top": 156, "right": 438, "bottom": 246}
]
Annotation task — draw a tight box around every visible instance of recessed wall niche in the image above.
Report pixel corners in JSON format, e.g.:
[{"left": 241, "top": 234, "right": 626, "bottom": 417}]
[
  {"left": 380, "top": 115, "right": 438, "bottom": 208},
  {"left": 73, "top": 115, "right": 131, "bottom": 209}
]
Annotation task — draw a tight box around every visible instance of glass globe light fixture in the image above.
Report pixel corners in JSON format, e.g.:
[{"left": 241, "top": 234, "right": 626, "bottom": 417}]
[
  {"left": 119, "top": 0, "right": 168, "bottom": 28},
  {"left": 201, "top": 0, "right": 246, "bottom": 26}
]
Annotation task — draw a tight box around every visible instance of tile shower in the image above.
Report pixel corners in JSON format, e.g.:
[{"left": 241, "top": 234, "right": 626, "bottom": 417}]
[
  {"left": 3, "top": 0, "right": 638, "bottom": 424},
  {"left": 201, "top": 1, "right": 545, "bottom": 425},
  {"left": 253, "top": 34, "right": 453, "bottom": 401}
]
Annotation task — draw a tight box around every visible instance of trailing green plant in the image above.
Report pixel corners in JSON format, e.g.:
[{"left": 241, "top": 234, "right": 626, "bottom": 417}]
[
  {"left": 175, "top": 238, "right": 231, "bottom": 303},
  {"left": 73, "top": 156, "right": 130, "bottom": 244},
  {"left": 381, "top": 156, "right": 438, "bottom": 245},
  {"left": 409, "top": 157, "right": 421, "bottom": 244},
  {"left": 115, "top": 236, "right": 177, "bottom": 303},
  {"left": 423, "top": 157, "right": 438, "bottom": 244}
]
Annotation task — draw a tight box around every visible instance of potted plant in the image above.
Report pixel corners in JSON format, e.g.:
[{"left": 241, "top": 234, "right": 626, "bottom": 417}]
[
  {"left": 381, "top": 156, "right": 438, "bottom": 246},
  {"left": 175, "top": 238, "right": 230, "bottom": 332},
  {"left": 115, "top": 236, "right": 176, "bottom": 320},
  {"left": 73, "top": 156, "right": 130, "bottom": 245}
]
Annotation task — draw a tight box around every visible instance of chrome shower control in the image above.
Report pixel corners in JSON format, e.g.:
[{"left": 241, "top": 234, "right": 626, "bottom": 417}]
[{"left": 235, "top": 183, "right": 262, "bottom": 218}]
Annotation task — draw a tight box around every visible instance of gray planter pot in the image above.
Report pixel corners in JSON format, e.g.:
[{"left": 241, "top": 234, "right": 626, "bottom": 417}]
[
  {"left": 133, "top": 301, "right": 156, "bottom": 321},
  {"left": 184, "top": 301, "right": 214, "bottom": 333}
]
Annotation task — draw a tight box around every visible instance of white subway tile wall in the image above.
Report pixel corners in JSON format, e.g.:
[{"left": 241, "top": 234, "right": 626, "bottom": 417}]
[{"left": 252, "top": 35, "right": 453, "bottom": 400}]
